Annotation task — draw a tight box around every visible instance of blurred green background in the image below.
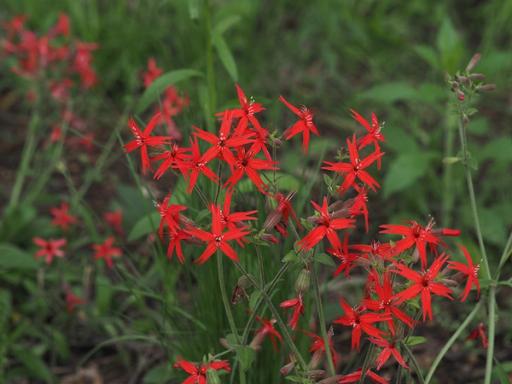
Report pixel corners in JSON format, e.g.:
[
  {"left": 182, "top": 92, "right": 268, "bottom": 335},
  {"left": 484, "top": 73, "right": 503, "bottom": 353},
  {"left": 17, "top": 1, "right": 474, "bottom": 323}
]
[{"left": 1, "top": 0, "right": 511, "bottom": 383}]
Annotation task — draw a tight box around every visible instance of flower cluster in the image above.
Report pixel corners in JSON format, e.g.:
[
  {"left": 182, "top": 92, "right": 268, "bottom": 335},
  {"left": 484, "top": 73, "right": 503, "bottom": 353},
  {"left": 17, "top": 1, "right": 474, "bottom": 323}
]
[{"left": 123, "top": 84, "right": 480, "bottom": 382}]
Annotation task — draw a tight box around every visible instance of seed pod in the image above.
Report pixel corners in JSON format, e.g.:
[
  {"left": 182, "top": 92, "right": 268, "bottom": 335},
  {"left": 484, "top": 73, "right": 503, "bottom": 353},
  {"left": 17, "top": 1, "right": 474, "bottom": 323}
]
[{"left": 295, "top": 268, "right": 311, "bottom": 293}]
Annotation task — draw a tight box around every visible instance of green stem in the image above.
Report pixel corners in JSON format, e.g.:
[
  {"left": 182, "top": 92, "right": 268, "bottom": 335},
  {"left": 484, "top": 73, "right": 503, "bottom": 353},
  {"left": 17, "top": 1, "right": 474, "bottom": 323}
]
[
  {"left": 441, "top": 107, "right": 456, "bottom": 227},
  {"left": 424, "top": 300, "right": 482, "bottom": 383},
  {"left": 5, "top": 108, "right": 40, "bottom": 214},
  {"left": 216, "top": 252, "right": 246, "bottom": 384},
  {"left": 311, "top": 257, "right": 336, "bottom": 376},
  {"left": 496, "top": 231, "right": 512, "bottom": 278},
  {"left": 457, "top": 115, "right": 490, "bottom": 279},
  {"left": 402, "top": 344, "right": 425, "bottom": 384},
  {"left": 234, "top": 263, "right": 308, "bottom": 372},
  {"left": 204, "top": 0, "right": 216, "bottom": 129},
  {"left": 484, "top": 286, "right": 496, "bottom": 384}
]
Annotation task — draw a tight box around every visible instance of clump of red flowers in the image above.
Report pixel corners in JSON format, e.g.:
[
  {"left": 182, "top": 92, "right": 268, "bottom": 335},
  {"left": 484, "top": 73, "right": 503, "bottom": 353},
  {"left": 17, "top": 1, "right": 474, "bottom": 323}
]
[{"left": 123, "top": 84, "right": 480, "bottom": 382}]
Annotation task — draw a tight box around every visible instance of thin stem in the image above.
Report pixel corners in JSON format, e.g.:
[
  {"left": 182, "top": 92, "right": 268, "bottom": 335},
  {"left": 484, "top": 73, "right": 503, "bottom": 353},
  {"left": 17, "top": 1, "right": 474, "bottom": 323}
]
[
  {"left": 484, "top": 287, "right": 496, "bottom": 384},
  {"left": 496, "top": 231, "right": 512, "bottom": 277},
  {"left": 424, "top": 300, "right": 482, "bottom": 383},
  {"left": 216, "top": 252, "right": 246, "bottom": 384},
  {"left": 204, "top": 0, "right": 216, "bottom": 129},
  {"left": 5, "top": 107, "right": 40, "bottom": 214},
  {"left": 311, "top": 256, "right": 336, "bottom": 376},
  {"left": 401, "top": 344, "right": 425, "bottom": 384},
  {"left": 457, "top": 115, "right": 491, "bottom": 279},
  {"left": 441, "top": 107, "right": 456, "bottom": 227},
  {"left": 234, "top": 263, "right": 308, "bottom": 372}
]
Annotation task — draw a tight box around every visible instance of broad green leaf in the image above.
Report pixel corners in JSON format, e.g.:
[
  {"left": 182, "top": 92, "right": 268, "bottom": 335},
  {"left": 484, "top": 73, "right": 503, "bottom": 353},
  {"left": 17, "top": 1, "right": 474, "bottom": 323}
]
[
  {"left": 383, "top": 153, "right": 433, "bottom": 197},
  {"left": 404, "top": 336, "right": 427, "bottom": 346},
  {"left": 357, "top": 82, "right": 417, "bottom": 104},
  {"left": 236, "top": 345, "right": 256, "bottom": 371},
  {"left": 316, "top": 253, "right": 335, "bottom": 267},
  {"left": 0, "top": 244, "right": 38, "bottom": 270},
  {"left": 96, "top": 275, "right": 113, "bottom": 314},
  {"left": 12, "top": 347, "right": 53, "bottom": 382},
  {"left": 128, "top": 212, "right": 160, "bottom": 241},
  {"left": 213, "top": 15, "right": 241, "bottom": 35},
  {"left": 213, "top": 34, "right": 238, "bottom": 82},
  {"left": 413, "top": 45, "right": 439, "bottom": 70},
  {"left": 436, "top": 18, "right": 464, "bottom": 72},
  {"left": 136, "top": 69, "right": 203, "bottom": 113}
]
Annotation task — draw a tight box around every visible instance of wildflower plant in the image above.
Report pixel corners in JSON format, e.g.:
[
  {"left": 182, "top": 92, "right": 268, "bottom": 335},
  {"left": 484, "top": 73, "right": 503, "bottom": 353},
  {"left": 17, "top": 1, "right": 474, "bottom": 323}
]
[{"left": 121, "top": 75, "right": 490, "bottom": 383}]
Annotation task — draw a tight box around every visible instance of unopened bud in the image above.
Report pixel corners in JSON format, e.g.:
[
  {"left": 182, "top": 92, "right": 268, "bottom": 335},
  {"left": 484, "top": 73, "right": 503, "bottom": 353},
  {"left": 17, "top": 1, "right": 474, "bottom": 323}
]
[
  {"left": 456, "top": 89, "right": 465, "bottom": 101},
  {"left": 260, "top": 233, "right": 279, "bottom": 244},
  {"left": 465, "top": 53, "right": 481, "bottom": 72},
  {"left": 280, "top": 360, "right": 296, "bottom": 376},
  {"left": 308, "top": 369, "right": 326, "bottom": 380},
  {"left": 443, "top": 156, "right": 461, "bottom": 165},
  {"left": 295, "top": 268, "right": 310, "bottom": 293},
  {"left": 263, "top": 210, "right": 282, "bottom": 232},
  {"left": 206, "top": 369, "right": 221, "bottom": 384},
  {"left": 478, "top": 83, "right": 496, "bottom": 93},
  {"left": 468, "top": 73, "right": 486, "bottom": 81},
  {"left": 231, "top": 275, "right": 251, "bottom": 304}
]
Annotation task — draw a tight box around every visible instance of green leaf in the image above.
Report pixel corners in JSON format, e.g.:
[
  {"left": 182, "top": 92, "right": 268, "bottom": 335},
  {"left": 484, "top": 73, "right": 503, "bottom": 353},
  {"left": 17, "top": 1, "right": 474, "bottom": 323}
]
[
  {"left": 12, "top": 347, "right": 53, "bottom": 382},
  {"left": 136, "top": 69, "right": 203, "bottom": 113},
  {"left": 467, "top": 117, "right": 489, "bottom": 136},
  {"left": 282, "top": 250, "right": 299, "bottom": 263},
  {"left": 212, "top": 34, "right": 238, "bottom": 82},
  {"left": 383, "top": 153, "right": 433, "bottom": 197},
  {"left": 128, "top": 212, "right": 160, "bottom": 241},
  {"left": 404, "top": 336, "right": 427, "bottom": 346},
  {"left": 480, "top": 137, "right": 512, "bottom": 162},
  {"left": 357, "top": 82, "right": 417, "bottom": 104},
  {"left": 96, "top": 275, "right": 113, "bottom": 314},
  {"left": 316, "top": 253, "right": 335, "bottom": 267},
  {"left": 436, "top": 17, "right": 464, "bottom": 72},
  {"left": 413, "top": 45, "right": 439, "bottom": 70},
  {"left": 493, "top": 359, "right": 510, "bottom": 384},
  {"left": 236, "top": 346, "right": 256, "bottom": 371},
  {"left": 0, "top": 243, "right": 38, "bottom": 270},
  {"left": 213, "top": 15, "right": 241, "bottom": 35},
  {"left": 143, "top": 363, "right": 175, "bottom": 383}
]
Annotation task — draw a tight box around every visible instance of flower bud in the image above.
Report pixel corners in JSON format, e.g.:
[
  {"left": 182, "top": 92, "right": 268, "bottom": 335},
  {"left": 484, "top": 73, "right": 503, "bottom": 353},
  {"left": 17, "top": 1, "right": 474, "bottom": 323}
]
[
  {"left": 465, "top": 53, "right": 481, "bottom": 72},
  {"left": 308, "top": 369, "right": 326, "bottom": 380},
  {"left": 295, "top": 268, "right": 310, "bottom": 293},
  {"left": 456, "top": 89, "right": 465, "bottom": 101},
  {"left": 280, "top": 360, "right": 296, "bottom": 376},
  {"left": 477, "top": 83, "right": 496, "bottom": 93},
  {"left": 468, "top": 73, "right": 485, "bottom": 81},
  {"left": 206, "top": 369, "right": 221, "bottom": 384}
]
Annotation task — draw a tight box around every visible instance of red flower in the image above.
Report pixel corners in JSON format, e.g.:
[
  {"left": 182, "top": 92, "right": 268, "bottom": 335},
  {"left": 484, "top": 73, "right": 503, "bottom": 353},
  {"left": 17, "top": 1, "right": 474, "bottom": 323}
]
[
  {"left": 467, "top": 322, "right": 488, "bottom": 348},
  {"left": 224, "top": 148, "right": 277, "bottom": 194},
  {"left": 253, "top": 317, "right": 282, "bottom": 351},
  {"left": 393, "top": 255, "right": 453, "bottom": 321},
  {"left": 351, "top": 109, "right": 384, "bottom": 168},
  {"left": 159, "top": 86, "right": 189, "bottom": 140},
  {"left": 92, "top": 237, "right": 122, "bottom": 269},
  {"left": 195, "top": 110, "right": 253, "bottom": 165},
  {"left": 322, "top": 135, "right": 383, "bottom": 193},
  {"left": 151, "top": 142, "right": 189, "bottom": 180},
  {"left": 183, "top": 137, "right": 218, "bottom": 193},
  {"left": 187, "top": 205, "right": 249, "bottom": 264},
  {"left": 104, "top": 210, "right": 123, "bottom": 235},
  {"left": 263, "top": 192, "right": 301, "bottom": 238},
  {"left": 230, "top": 84, "right": 265, "bottom": 134},
  {"left": 349, "top": 185, "right": 370, "bottom": 232},
  {"left": 50, "top": 202, "right": 77, "bottom": 230},
  {"left": 167, "top": 228, "right": 190, "bottom": 264},
  {"left": 174, "top": 359, "right": 231, "bottom": 384},
  {"left": 328, "top": 234, "right": 360, "bottom": 277},
  {"left": 280, "top": 294, "right": 304, "bottom": 330},
  {"left": 305, "top": 328, "right": 338, "bottom": 367},
  {"left": 279, "top": 95, "right": 319, "bottom": 153},
  {"left": 297, "top": 197, "right": 354, "bottom": 251},
  {"left": 363, "top": 272, "right": 414, "bottom": 335},
  {"left": 333, "top": 298, "right": 389, "bottom": 350},
  {"left": 156, "top": 194, "right": 187, "bottom": 240},
  {"left": 448, "top": 245, "right": 480, "bottom": 302},
  {"left": 142, "top": 57, "right": 162, "bottom": 88},
  {"left": 338, "top": 369, "right": 389, "bottom": 384},
  {"left": 124, "top": 113, "right": 171, "bottom": 174},
  {"left": 33, "top": 237, "right": 66, "bottom": 264},
  {"left": 73, "top": 42, "right": 98, "bottom": 88},
  {"left": 380, "top": 220, "right": 460, "bottom": 268},
  {"left": 220, "top": 191, "right": 257, "bottom": 229},
  {"left": 65, "top": 290, "right": 84, "bottom": 314},
  {"left": 370, "top": 337, "right": 408, "bottom": 370}
]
